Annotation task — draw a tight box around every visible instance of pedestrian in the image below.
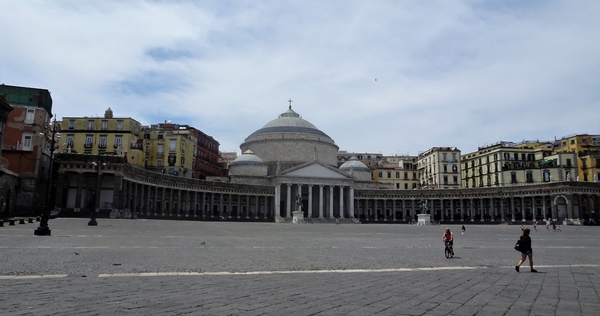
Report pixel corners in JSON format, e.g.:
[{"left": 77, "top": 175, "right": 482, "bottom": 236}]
[
  {"left": 442, "top": 228, "right": 454, "bottom": 256},
  {"left": 461, "top": 225, "right": 465, "bottom": 235},
  {"left": 520, "top": 225, "right": 525, "bottom": 233},
  {"left": 515, "top": 228, "right": 537, "bottom": 273},
  {"left": 533, "top": 219, "right": 537, "bottom": 231},
  {"left": 546, "top": 220, "right": 550, "bottom": 230}
]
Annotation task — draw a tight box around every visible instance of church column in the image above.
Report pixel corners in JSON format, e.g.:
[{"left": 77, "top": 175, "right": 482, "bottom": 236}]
[
  {"left": 168, "top": 188, "right": 174, "bottom": 217},
  {"left": 510, "top": 197, "right": 515, "bottom": 222},
  {"left": 460, "top": 199, "right": 464, "bottom": 222},
  {"left": 246, "top": 194, "right": 250, "bottom": 218},
  {"left": 161, "top": 187, "right": 166, "bottom": 216},
  {"left": 286, "top": 184, "right": 292, "bottom": 218},
  {"left": 274, "top": 184, "right": 280, "bottom": 218},
  {"left": 319, "top": 185, "right": 324, "bottom": 218},
  {"left": 349, "top": 187, "right": 355, "bottom": 219},
  {"left": 567, "top": 195, "right": 574, "bottom": 221},
  {"left": 329, "top": 185, "right": 334, "bottom": 219},
  {"left": 210, "top": 192, "right": 215, "bottom": 218},
  {"left": 75, "top": 172, "right": 84, "bottom": 210},
  {"left": 339, "top": 186, "right": 344, "bottom": 219},
  {"left": 200, "top": 191, "right": 205, "bottom": 218},
  {"left": 392, "top": 199, "right": 396, "bottom": 221},
  {"left": 153, "top": 186, "right": 159, "bottom": 216},
  {"left": 450, "top": 199, "right": 455, "bottom": 222},
  {"left": 296, "top": 184, "right": 303, "bottom": 212},
  {"left": 132, "top": 183, "right": 138, "bottom": 216},
  {"left": 480, "top": 198, "right": 485, "bottom": 222},
  {"left": 308, "top": 185, "right": 313, "bottom": 218},
  {"left": 255, "top": 195, "right": 260, "bottom": 219}
]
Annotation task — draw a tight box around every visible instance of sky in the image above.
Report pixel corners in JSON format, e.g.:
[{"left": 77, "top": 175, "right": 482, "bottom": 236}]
[{"left": 1, "top": 0, "right": 599, "bottom": 156}]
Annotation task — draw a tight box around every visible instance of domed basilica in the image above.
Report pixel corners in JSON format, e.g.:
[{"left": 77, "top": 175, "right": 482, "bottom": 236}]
[{"left": 225, "top": 105, "right": 384, "bottom": 219}]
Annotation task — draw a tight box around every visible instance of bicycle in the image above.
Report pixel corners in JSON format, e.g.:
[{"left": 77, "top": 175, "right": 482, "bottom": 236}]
[{"left": 444, "top": 239, "right": 454, "bottom": 259}]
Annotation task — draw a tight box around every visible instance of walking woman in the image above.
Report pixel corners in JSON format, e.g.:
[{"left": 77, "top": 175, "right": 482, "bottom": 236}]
[{"left": 515, "top": 228, "right": 537, "bottom": 273}]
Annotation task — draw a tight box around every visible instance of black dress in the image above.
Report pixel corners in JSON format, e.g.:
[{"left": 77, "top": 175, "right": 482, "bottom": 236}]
[{"left": 519, "top": 236, "right": 532, "bottom": 254}]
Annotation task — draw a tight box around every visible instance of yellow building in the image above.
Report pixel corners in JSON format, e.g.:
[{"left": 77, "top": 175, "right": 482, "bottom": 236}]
[
  {"left": 60, "top": 108, "right": 145, "bottom": 167},
  {"left": 142, "top": 122, "right": 197, "bottom": 178},
  {"left": 554, "top": 134, "right": 600, "bottom": 182}
]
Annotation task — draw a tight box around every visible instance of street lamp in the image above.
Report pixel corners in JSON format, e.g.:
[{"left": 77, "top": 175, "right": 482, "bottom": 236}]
[
  {"left": 34, "top": 117, "right": 61, "bottom": 236},
  {"left": 88, "top": 159, "right": 105, "bottom": 226}
]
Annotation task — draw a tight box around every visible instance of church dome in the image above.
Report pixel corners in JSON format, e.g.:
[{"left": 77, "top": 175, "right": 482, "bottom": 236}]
[
  {"left": 231, "top": 150, "right": 264, "bottom": 164},
  {"left": 249, "top": 106, "right": 332, "bottom": 139},
  {"left": 240, "top": 103, "right": 339, "bottom": 171},
  {"left": 339, "top": 156, "right": 370, "bottom": 172}
]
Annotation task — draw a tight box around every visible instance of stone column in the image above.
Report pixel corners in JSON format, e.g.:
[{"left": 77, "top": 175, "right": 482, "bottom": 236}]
[
  {"left": 460, "top": 199, "right": 464, "bottom": 222},
  {"left": 480, "top": 198, "right": 485, "bottom": 222},
  {"left": 255, "top": 195, "right": 260, "bottom": 219},
  {"left": 161, "top": 187, "right": 166, "bottom": 216},
  {"left": 286, "top": 184, "right": 292, "bottom": 218},
  {"left": 246, "top": 194, "right": 250, "bottom": 218},
  {"left": 201, "top": 191, "right": 206, "bottom": 218},
  {"left": 75, "top": 172, "right": 84, "bottom": 210},
  {"left": 510, "top": 197, "right": 515, "bottom": 222},
  {"left": 567, "top": 195, "right": 573, "bottom": 221},
  {"left": 319, "top": 185, "right": 324, "bottom": 218},
  {"left": 329, "top": 185, "right": 334, "bottom": 219},
  {"left": 139, "top": 184, "right": 146, "bottom": 216},
  {"left": 308, "top": 185, "right": 313, "bottom": 218},
  {"left": 192, "top": 191, "right": 197, "bottom": 217},
  {"left": 339, "top": 186, "right": 344, "bottom": 219},
  {"left": 349, "top": 187, "right": 355, "bottom": 219},
  {"left": 274, "top": 184, "right": 280, "bottom": 219},
  {"left": 374, "top": 199, "right": 378, "bottom": 221},
  {"left": 521, "top": 197, "right": 527, "bottom": 222},
  {"left": 450, "top": 199, "right": 455, "bottom": 221},
  {"left": 154, "top": 186, "right": 159, "bottom": 216}
]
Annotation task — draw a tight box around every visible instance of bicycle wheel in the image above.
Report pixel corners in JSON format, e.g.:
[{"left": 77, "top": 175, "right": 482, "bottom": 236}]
[{"left": 445, "top": 247, "right": 451, "bottom": 258}]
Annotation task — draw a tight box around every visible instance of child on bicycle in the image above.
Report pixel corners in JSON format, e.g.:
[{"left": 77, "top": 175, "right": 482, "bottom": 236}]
[{"left": 442, "top": 228, "right": 454, "bottom": 255}]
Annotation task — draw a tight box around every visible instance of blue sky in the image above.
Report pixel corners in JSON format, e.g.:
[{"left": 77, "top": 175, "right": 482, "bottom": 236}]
[{"left": 1, "top": 0, "right": 599, "bottom": 156}]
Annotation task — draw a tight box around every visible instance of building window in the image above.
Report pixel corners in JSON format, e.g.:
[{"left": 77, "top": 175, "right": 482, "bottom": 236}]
[
  {"left": 378, "top": 171, "right": 382, "bottom": 178},
  {"left": 66, "top": 135, "right": 74, "bottom": 147},
  {"left": 526, "top": 171, "right": 533, "bottom": 183},
  {"left": 68, "top": 120, "right": 75, "bottom": 130},
  {"left": 443, "top": 165, "right": 447, "bottom": 173},
  {"left": 543, "top": 170, "right": 551, "bottom": 182},
  {"left": 87, "top": 120, "right": 94, "bottom": 130},
  {"left": 114, "top": 135, "right": 122, "bottom": 148},
  {"left": 22, "top": 134, "right": 33, "bottom": 150},
  {"left": 181, "top": 157, "right": 185, "bottom": 166},
  {"left": 453, "top": 176, "right": 458, "bottom": 184},
  {"left": 566, "top": 159, "right": 572, "bottom": 168},
  {"left": 157, "top": 159, "right": 163, "bottom": 168},
  {"left": 101, "top": 120, "right": 108, "bottom": 130},
  {"left": 116, "top": 121, "right": 123, "bottom": 131},
  {"left": 443, "top": 176, "right": 448, "bottom": 185},
  {"left": 395, "top": 172, "right": 399, "bottom": 178},
  {"left": 169, "top": 139, "right": 176, "bottom": 151},
  {"left": 158, "top": 134, "right": 163, "bottom": 140},
  {"left": 25, "top": 109, "right": 35, "bottom": 124},
  {"left": 387, "top": 171, "right": 391, "bottom": 178},
  {"left": 157, "top": 144, "right": 164, "bottom": 156},
  {"left": 85, "top": 135, "right": 93, "bottom": 148},
  {"left": 99, "top": 136, "right": 107, "bottom": 148},
  {"left": 511, "top": 172, "right": 517, "bottom": 183}
]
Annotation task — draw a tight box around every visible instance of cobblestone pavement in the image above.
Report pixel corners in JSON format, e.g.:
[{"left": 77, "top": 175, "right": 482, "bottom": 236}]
[{"left": 1, "top": 218, "right": 599, "bottom": 315}]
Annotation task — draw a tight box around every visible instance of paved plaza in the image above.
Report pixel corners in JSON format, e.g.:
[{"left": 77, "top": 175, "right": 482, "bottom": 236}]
[{"left": 1, "top": 218, "right": 599, "bottom": 315}]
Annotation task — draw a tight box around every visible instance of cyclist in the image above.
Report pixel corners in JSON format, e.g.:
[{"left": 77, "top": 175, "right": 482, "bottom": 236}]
[{"left": 442, "top": 228, "right": 454, "bottom": 255}]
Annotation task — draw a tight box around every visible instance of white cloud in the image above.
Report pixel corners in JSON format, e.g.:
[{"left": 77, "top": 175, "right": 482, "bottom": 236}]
[{"left": 1, "top": 0, "right": 598, "bottom": 155}]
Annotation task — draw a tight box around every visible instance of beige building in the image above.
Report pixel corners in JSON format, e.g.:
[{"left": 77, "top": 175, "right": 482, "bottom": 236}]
[
  {"left": 461, "top": 140, "right": 577, "bottom": 188},
  {"left": 372, "top": 155, "right": 419, "bottom": 190},
  {"left": 553, "top": 134, "right": 600, "bottom": 183},
  {"left": 142, "top": 122, "right": 197, "bottom": 178},
  {"left": 418, "top": 147, "right": 461, "bottom": 189},
  {"left": 60, "top": 108, "right": 145, "bottom": 167}
]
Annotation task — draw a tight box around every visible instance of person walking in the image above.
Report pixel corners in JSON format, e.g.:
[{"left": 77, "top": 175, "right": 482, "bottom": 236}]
[
  {"left": 533, "top": 219, "right": 538, "bottom": 231},
  {"left": 461, "top": 225, "right": 465, "bottom": 235},
  {"left": 515, "top": 228, "right": 537, "bottom": 273}
]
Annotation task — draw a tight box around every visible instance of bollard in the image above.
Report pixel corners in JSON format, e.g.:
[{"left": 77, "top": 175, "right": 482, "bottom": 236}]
[
  {"left": 28, "top": 217, "right": 34, "bottom": 223},
  {"left": 36, "top": 216, "right": 41, "bottom": 222},
  {"left": 19, "top": 218, "right": 26, "bottom": 224},
  {"left": 0, "top": 220, "right": 3, "bottom": 227},
  {"left": 9, "top": 219, "right": 15, "bottom": 225}
]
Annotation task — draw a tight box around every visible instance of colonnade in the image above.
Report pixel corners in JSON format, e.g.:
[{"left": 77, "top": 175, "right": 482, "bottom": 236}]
[{"left": 275, "top": 183, "right": 355, "bottom": 219}]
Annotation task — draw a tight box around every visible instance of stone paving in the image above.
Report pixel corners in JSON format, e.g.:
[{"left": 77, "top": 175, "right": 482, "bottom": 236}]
[{"left": 0, "top": 218, "right": 599, "bottom": 315}]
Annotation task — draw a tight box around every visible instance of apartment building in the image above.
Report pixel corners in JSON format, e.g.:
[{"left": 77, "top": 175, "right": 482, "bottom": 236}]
[
  {"left": 461, "top": 140, "right": 577, "bottom": 188},
  {"left": 553, "top": 134, "right": 600, "bottom": 182},
  {"left": 371, "top": 155, "right": 419, "bottom": 190},
  {"left": 417, "top": 147, "right": 461, "bottom": 189},
  {"left": 142, "top": 122, "right": 197, "bottom": 178},
  {"left": 0, "top": 84, "right": 54, "bottom": 214}
]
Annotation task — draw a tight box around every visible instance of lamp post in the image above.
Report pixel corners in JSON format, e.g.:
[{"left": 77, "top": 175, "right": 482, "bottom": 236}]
[
  {"left": 88, "top": 159, "right": 105, "bottom": 226},
  {"left": 34, "top": 117, "right": 61, "bottom": 236}
]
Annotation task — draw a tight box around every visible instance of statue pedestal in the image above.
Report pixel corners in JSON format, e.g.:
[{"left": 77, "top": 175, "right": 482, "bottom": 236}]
[
  {"left": 292, "top": 211, "right": 304, "bottom": 224},
  {"left": 417, "top": 214, "right": 431, "bottom": 226}
]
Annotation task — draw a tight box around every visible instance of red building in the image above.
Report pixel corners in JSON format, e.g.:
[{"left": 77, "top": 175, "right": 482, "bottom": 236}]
[{"left": 0, "top": 84, "right": 55, "bottom": 215}]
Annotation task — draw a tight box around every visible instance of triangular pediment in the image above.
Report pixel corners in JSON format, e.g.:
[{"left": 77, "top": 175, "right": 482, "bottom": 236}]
[{"left": 280, "top": 162, "right": 349, "bottom": 179}]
